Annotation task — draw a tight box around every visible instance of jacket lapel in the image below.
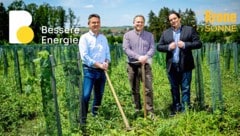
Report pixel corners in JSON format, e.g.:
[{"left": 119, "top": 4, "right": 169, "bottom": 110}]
[
  {"left": 180, "top": 26, "right": 185, "bottom": 40},
  {"left": 168, "top": 29, "right": 174, "bottom": 42}
]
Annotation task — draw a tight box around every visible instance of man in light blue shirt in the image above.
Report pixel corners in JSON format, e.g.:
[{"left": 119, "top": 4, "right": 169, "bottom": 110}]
[{"left": 79, "top": 14, "right": 110, "bottom": 125}]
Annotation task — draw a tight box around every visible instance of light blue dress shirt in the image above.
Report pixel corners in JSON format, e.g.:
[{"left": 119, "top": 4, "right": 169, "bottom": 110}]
[
  {"left": 172, "top": 28, "right": 181, "bottom": 63},
  {"left": 79, "top": 30, "right": 111, "bottom": 67}
]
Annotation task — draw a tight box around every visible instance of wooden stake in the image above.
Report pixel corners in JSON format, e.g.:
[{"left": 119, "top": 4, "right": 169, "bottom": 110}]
[
  {"left": 104, "top": 71, "right": 131, "bottom": 130},
  {"left": 141, "top": 64, "right": 147, "bottom": 118}
]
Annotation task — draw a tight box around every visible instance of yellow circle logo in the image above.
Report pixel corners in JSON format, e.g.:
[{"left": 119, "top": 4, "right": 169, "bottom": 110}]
[{"left": 16, "top": 26, "right": 34, "bottom": 44}]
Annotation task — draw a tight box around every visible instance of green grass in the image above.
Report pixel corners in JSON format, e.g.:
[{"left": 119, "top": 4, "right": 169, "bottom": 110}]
[{"left": 0, "top": 49, "right": 240, "bottom": 135}]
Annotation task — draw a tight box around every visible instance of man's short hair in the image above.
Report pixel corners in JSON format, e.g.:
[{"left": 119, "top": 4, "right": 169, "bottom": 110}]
[
  {"left": 88, "top": 14, "right": 100, "bottom": 24},
  {"left": 88, "top": 14, "right": 100, "bottom": 20},
  {"left": 168, "top": 11, "right": 181, "bottom": 21},
  {"left": 133, "top": 15, "right": 145, "bottom": 23}
]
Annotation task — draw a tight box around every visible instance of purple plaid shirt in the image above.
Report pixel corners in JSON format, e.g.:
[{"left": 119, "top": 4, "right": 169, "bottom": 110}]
[{"left": 123, "top": 30, "right": 155, "bottom": 63}]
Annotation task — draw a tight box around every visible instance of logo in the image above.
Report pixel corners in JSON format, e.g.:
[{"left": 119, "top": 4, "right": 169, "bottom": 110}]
[
  {"left": 204, "top": 10, "right": 237, "bottom": 32},
  {"left": 9, "top": 10, "right": 34, "bottom": 44}
]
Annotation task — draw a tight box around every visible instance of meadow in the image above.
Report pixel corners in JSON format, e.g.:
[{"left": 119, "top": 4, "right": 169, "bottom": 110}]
[{"left": 0, "top": 43, "right": 239, "bottom": 136}]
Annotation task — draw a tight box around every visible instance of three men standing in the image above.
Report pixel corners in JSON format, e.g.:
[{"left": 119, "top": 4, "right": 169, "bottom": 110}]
[{"left": 78, "top": 11, "right": 202, "bottom": 125}]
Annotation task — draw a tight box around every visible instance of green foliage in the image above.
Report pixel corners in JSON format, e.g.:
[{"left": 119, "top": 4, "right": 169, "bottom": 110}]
[
  {"left": 107, "top": 35, "right": 123, "bottom": 45},
  {"left": 0, "top": 69, "right": 41, "bottom": 135},
  {"left": 0, "top": 3, "right": 8, "bottom": 43},
  {"left": 147, "top": 8, "right": 240, "bottom": 43},
  {"left": 0, "top": 43, "right": 240, "bottom": 135},
  {"left": 229, "top": 25, "right": 240, "bottom": 43},
  {"left": 148, "top": 7, "right": 198, "bottom": 42}
]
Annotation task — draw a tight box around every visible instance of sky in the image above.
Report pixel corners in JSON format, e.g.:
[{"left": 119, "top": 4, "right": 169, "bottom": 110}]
[{"left": 1, "top": 0, "right": 240, "bottom": 27}]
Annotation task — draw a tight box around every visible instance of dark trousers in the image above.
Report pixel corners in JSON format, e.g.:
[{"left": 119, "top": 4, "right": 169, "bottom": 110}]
[
  {"left": 81, "top": 65, "right": 106, "bottom": 124},
  {"left": 127, "top": 63, "right": 154, "bottom": 113},
  {"left": 167, "top": 63, "right": 192, "bottom": 112}
]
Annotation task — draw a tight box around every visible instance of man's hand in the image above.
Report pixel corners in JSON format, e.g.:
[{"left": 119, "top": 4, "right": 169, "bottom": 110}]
[
  {"left": 177, "top": 41, "right": 185, "bottom": 49},
  {"left": 138, "top": 55, "right": 148, "bottom": 64},
  {"left": 94, "top": 62, "right": 109, "bottom": 71},
  {"left": 101, "top": 62, "right": 109, "bottom": 71},
  {"left": 169, "top": 42, "right": 176, "bottom": 51}
]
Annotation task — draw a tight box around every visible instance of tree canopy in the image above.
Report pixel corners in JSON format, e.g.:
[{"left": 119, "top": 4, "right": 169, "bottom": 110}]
[{"left": 147, "top": 7, "right": 240, "bottom": 43}]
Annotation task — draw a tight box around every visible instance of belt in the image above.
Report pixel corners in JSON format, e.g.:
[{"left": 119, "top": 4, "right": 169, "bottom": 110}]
[
  {"left": 128, "top": 62, "right": 149, "bottom": 67},
  {"left": 83, "top": 64, "right": 103, "bottom": 71},
  {"left": 172, "top": 63, "right": 180, "bottom": 72},
  {"left": 172, "top": 63, "right": 180, "bottom": 67}
]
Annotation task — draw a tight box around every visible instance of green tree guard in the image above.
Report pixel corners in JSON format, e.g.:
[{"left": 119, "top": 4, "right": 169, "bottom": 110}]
[
  {"left": 39, "top": 49, "right": 62, "bottom": 135},
  {"left": 209, "top": 43, "right": 224, "bottom": 113},
  {"left": 224, "top": 43, "right": 231, "bottom": 70},
  {"left": 50, "top": 55, "right": 63, "bottom": 136},
  {"left": 62, "top": 46, "right": 81, "bottom": 132},
  {"left": 23, "top": 46, "right": 37, "bottom": 76},
  {"left": 13, "top": 46, "right": 23, "bottom": 93},
  {"left": 194, "top": 49, "right": 205, "bottom": 110},
  {"left": 233, "top": 43, "right": 239, "bottom": 76},
  {"left": 2, "top": 46, "right": 9, "bottom": 77}
]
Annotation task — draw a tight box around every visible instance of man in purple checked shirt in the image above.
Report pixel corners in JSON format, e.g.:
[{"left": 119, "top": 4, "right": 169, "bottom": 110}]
[{"left": 123, "top": 15, "right": 155, "bottom": 119}]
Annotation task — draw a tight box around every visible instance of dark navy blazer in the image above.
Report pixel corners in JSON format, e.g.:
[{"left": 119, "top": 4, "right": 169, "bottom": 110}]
[{"left": 157, "top": 25, "right": 202, "bottom": 72}]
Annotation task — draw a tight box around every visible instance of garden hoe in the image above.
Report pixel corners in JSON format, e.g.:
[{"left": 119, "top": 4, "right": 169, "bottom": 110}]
[
  {"left": 104, "top": 71, "right": 132, "bottom": 131},
  {"left": 131, "top": 61, "right": 147, "bottom": 119},
  {"left": 141, "top": 64, "right": 147, "bottom": 119}
]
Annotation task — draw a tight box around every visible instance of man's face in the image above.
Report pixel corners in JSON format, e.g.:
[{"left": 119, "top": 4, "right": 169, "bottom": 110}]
[
  {"left": 88, "top": 17, "right": 101, "bottom": 33},
  {"left": 169, "top": 14, "right": 181, "bottom": 29},
  {"left": 134, "top": 17, "right": 145, "bottom": 32}
]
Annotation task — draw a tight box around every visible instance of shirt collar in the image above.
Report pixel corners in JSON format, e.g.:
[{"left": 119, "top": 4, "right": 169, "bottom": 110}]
[
  {"left": 172, "top": 25, "right": 182, "bottom": 32},
  {"left": 89, "top": 30, "right": 99, "bottom": 37},
  {"left": 134, "top": 29, "right": 143, "bottom": 35}
]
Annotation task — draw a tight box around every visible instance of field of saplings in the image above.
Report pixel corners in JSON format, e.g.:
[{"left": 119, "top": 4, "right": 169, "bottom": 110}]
[{"left": 0, "top": 43, "right": 239, "bottom": 135}]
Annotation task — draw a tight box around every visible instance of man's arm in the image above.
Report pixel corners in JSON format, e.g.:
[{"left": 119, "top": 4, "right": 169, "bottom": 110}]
[
  {"left": 184, "top": 27, "right": 202, "bottom": 50},
  {"left": 157, "top": 31, "right": 172, "bottom": 52},
  {"left": 122, "top": 33, "right": 140, "bottom": 60},
  {"left": 79, "top": 35, "right": 96, "bottom": 66},
  {"left": 146, "top": 33, "right": 155, "bottom": 58}
]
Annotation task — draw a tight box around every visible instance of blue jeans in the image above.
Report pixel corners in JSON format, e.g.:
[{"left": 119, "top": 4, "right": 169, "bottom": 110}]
[
  {"left": 81, "top": 65, "right": 106, "bottom": 124},
  {"left": 167, "top": 63, "right": 192, "bottom": 112}
]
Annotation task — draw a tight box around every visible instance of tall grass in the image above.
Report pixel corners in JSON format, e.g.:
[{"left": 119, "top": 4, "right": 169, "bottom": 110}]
[{"left": 0, "top": 44, "right": 239, "bottom": 135}]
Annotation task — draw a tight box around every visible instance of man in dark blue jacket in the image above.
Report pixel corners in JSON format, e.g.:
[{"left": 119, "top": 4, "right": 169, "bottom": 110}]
[{"left": 157, "top": 11, "right": 202, "bottom": 115}]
